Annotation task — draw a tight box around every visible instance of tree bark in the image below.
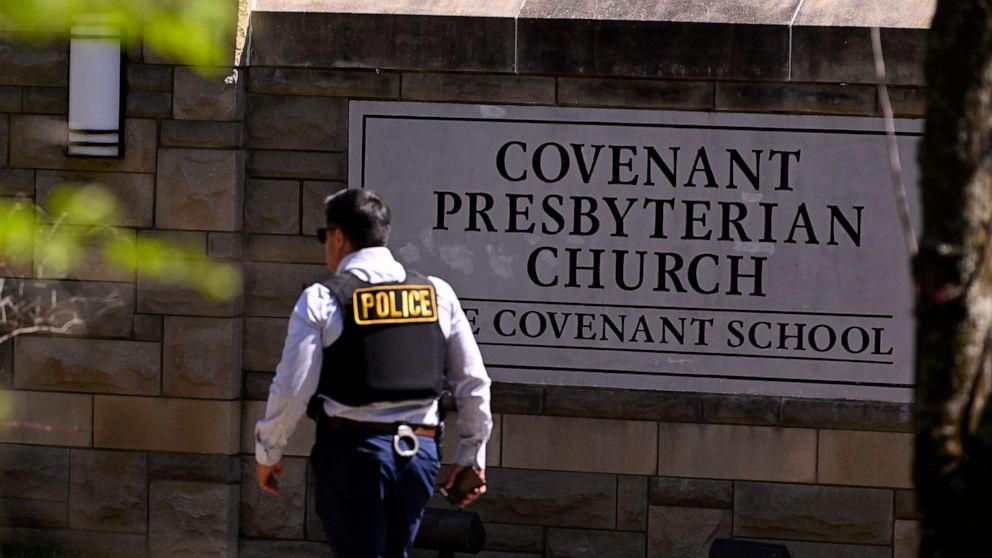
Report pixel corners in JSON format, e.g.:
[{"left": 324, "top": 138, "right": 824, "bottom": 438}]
[{"left": 916, "top": 1, "right": 992, "bottom": 555}]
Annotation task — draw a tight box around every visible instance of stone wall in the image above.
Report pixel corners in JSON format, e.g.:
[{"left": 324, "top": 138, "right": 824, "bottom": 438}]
[{"left": 1, "top": 1, "right": 931, "bottom": 557}]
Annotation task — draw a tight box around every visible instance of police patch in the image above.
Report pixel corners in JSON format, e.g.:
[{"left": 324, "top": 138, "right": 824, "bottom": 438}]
[{"left": 352, "top": 284, "right": 439, "bottom": 325}]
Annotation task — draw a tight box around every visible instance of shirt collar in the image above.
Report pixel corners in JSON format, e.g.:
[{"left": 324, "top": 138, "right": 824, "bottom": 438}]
[{"left": 336, "top": 246, "right": 407, "bottom": 283}]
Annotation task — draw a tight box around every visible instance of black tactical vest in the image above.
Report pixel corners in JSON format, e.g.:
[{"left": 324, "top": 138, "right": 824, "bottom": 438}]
[{"left": 312, "top": 271, "right": 446, "bottom": 408}]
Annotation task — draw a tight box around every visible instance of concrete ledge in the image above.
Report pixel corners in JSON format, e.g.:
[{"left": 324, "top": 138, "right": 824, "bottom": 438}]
[
  {"left": 248, "top": 0, "right": 932, "bottom": 82},
  {"left": 494, "top": 383, "right": 913, "bottom": 432}
]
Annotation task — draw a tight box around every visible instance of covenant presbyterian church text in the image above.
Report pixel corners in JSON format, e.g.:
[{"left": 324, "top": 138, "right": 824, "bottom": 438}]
[{"left": 434, "top": 141, "right": 864, "bottom": 297}]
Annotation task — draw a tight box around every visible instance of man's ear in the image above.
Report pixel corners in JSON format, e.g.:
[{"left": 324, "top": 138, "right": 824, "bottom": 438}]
[{"left": 335, "top": 228, "right": 355, "bottom": 253}]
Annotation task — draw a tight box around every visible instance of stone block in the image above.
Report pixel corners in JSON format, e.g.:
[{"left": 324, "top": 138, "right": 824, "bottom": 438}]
[
  {"left": 305, "top": 467, "right": 326, "bottom": 541},
  {"left": 790, "top": 26, "right": 925, "bottom": 86},
  {"left": 0, "top": 498, "right": 66, "bottom": 527},
  {"left": 546, "top": 528, "right": 644, "bottom": 558},
  {"left": 751, "top": 540, "right": 890, "bottom": 558},
  {"left": 241, "top": 399, "right": 315, "bottom": 457},
  {"left": 888, "top": 87, "right": 926, "bottom": 118},
  {"left": 133, "top": 314, "right": 162, "bottom": 341},
  {"left": 163, "top": 316, "right": 243, "bottom": 399},
  {"left": 173, "top": 67, "right": 243, "bottom": 121},
  {"left": 149, "top": 480, "right": 239, "bottom": 558},
  {"left": 523, "top": 0, "right": 803, "bottom": 24},
  {"left": 491, "top": 382, "right": 543, "bottom": 415},
  {"left": 7, "top": 280, "right": 134, "bottom": 339},
  {"left": 895, "top": 489, "right": 917, "bottom": 519},
  {"left": 0, "top": 526, "right": 146, "bottom": 556},
  {"left": 149, "top": 453, "right": 240, "bottom": 484},
  {"left": 249, "top": 150, "right": 346, "bottom": 181},
  {"left": 35, "top": 170, "right": 155, "bottom": 228},
  {"left": 781, "top": 398, "right": 912, "bottom": 432},
  {"left": 138, "top": 229, "right": 207, "bottom": 254},
  {"left": 34, "top": 225, "right": 135, "bottom": 283},
  {"left": 468, "top": 468, "right": 616, "bottom": 529},
  {"left": 0, "top": 168, "right": 35, "bottom": 197},
  {"left": 818, "top": 430, "right": 913, "bottom": 488},
  {"left": 249, "top": 11, "right": 516, "bottom": 72},
  {"left": 440, "top": 412, "right": 501, "bottom": 467},
  {"left": 244, "top": 317, "right": 287, "bottom": 372},
  {"left": 0, "top": 343, "right": 11, "bottom": 388},
  {"left": 248, "top": 235, "right": 324, "bottom": 264},
  {"left": 10, "top": 116, "right": 157, "bottom": 173},
  {"left": 402, "top": 73, "right": 555, "bottom": 105},
  {"left": 894, "top": 520, "right": 918, "bottom": 558},
  {"left": 658, "top": 423, "right": 816, "bottom": 482},
  {"left": 0, "top": 390, "right": 92, "bottom": 447},
  {"left": 69, "top": 449, "right": 147, "bottom": 532},
  {"left": 0, "top": 39, "right": 68, "bottom": 86},
  {"left": 647, "top": 506, "right": 731, "bottom": 558},
  {"left": 734, "top": 482, "right": 893, "bottom": 544},
  {"left": 22, "top": 87, "right": 67, "bottom": 114},
  {"left": 701, "top": 394, "right": 781, "bottom": 426},
  {"left": 94, "top": 396, "right": 240, "bottom": 454},
  {"left": 244, "top": 372, "right": 275, "bottom": 400},
  {"left": 248, "top": 67, "right": 400, "bottom": 97},
  {"left": 127, "top": 64, "right": 172, "bottom": 92},
  {"left": 126, "top": 91, "right": 172, "bottom": 118},
  {"left": 208, "top": 232, "right": 244, "bottom": 260},
  {"left": 156, "top": 148, "right": 245, "bottom": 231},
  {"left": 14, "top": 337, "right": 159, "bottom": 395},
  {"left": 794, "top": 0, "right": 934, "bottom": 28},
  {"left": 648, "top": 477, "right": 733, "bottom": 509},
  {"left": 715, "top": 82, "right": 877, "bottom": 115},
  {"left": 502, "top": 414, "right": 656, "bottom": 474},
  {"left": 301, "top": 181, "right": 345, "bottom": 234},
  {"left": 246, "top": 179, "right": 301, "bottom": 234},
  {"left": 544, "top": 386, "right": 701, "bottom": 422},
  {"left": 239, "top": 538, "right": 330, "bottom": 558},
  {"left": 517, "top": 17, "right": 789, "bottom": 80},
  {"left": 240, "top": 456, "right": 306, "bottom": 538},
  {"left": 0, "top": 85, "right": 22, "bottom": 111},
  {"left": 481, "top": 522, "right": 544, "bottom": 553},
  {"left": 0, "top": 444, "right": 69, "bottom": 501},
  {"left": 248, "top": 94, "right": 346, "bottom": 151},
  {"left": 558, "top": 78, "right": 714, "bottom": 110},
  {"left": 137, "top": 272, "right": 243, "bottom": 317},
  {"left": 0, "top": 113, "right": 7, "bottom": 164},
  {"left": 618, "top": 475, "right": 647, "bottom": 531},
  {"left": 161, "top": 120, "right": 245, "bottom": 149},
  {"left": 245, "top": 262, "right": 329, "bottom": 317}
]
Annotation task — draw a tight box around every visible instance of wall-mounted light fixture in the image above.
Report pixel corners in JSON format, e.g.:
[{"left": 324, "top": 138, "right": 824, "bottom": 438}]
[{"left": 68, "top": 15, "right": 124, "bottom": 158}]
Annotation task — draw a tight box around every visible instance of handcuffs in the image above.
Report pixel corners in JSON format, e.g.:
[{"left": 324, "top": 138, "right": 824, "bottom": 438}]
[{"left": 393, "top": 424, "right": 419, "bottom": 457}]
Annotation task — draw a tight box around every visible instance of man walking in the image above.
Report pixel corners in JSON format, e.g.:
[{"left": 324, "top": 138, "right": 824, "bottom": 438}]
[{"left": 255, "top": 189, "right": 493, "bottom": 557}]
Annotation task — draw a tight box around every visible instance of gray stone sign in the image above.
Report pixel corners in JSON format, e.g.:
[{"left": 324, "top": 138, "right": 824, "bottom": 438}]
[{"left": 348, "top": 101, "right": 921, "bottom": 402}]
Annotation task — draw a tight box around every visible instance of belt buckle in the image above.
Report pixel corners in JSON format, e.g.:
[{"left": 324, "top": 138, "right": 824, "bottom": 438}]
[{"left": 393, "top": 424, "right": 419, "bottom": 457}]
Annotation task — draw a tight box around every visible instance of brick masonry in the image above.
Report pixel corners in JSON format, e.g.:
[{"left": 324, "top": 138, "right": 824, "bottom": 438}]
[{"left": 0, "top": 2, "right": 930, "bottom": 556}]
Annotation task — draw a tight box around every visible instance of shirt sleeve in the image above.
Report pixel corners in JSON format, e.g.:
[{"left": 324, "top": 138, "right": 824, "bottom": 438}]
[
  {"left": 433, "top": 277, "right": 493, "bottom": 469},
  {"left": 254, "top": 284, "right": 334, "bottom": 466}
]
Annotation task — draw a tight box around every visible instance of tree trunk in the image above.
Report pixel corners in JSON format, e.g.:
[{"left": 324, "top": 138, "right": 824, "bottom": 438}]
[{"left": 916, "top": 1, "right": 992, "bottom": 555}]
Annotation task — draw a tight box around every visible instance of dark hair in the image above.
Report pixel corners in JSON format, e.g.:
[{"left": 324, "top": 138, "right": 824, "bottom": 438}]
[{"left": 323, "top": 189, "right": 391, "bottom": 248}]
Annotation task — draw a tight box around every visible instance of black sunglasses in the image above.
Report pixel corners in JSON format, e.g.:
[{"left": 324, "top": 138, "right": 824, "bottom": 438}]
[{"left": 316, "top": 226, "right": 338, "bottom": 243}]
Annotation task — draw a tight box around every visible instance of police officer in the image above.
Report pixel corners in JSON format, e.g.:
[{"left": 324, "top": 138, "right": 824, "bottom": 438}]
[{"left": 255, "top": 189, "right": 493, "bottom": 557}]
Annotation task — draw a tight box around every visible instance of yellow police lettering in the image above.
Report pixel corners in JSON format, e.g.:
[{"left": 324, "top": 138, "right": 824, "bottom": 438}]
[
  {"left": 360, "top": 293, "right": 375, "bottom": 319},
  {"left": 401, "top": 290, "right": 411, "bottom": 317},
  {"left": 389, "top": 291, "right": 404, "bottom": 318},
  {"left": 409, "top": 290, "right": 422, "bottom": 316},
  {"left": 352, "top": 285, "right": 439, "bottom": 325},
  {"left": 419, "top": 289, "right": 433, "bottom": 315},
  {"left": 375, "top": 292, "right": 390, "bottom": 317}
]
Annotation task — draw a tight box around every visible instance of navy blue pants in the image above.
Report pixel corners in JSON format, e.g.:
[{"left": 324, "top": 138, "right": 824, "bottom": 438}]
[{"left": 310, "top": 423, "right": 440, "bottom": 558}]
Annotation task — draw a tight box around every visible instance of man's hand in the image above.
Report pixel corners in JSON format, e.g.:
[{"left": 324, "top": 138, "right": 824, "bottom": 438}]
[
  {"left": 257, "top": 460, "right": 283, "bottom": 495},
  {"left": 443, "top": 465, "right": 486, "bottom": 509}
]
